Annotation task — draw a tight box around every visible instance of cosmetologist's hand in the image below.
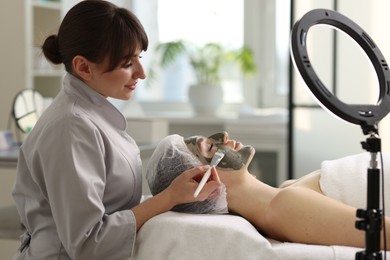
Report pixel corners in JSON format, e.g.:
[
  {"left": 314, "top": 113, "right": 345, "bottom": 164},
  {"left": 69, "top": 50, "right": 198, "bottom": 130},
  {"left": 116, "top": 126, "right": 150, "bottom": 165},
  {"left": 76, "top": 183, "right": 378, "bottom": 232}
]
[{"left": 167, "top": 165, "right": 222, "bottom": 206}]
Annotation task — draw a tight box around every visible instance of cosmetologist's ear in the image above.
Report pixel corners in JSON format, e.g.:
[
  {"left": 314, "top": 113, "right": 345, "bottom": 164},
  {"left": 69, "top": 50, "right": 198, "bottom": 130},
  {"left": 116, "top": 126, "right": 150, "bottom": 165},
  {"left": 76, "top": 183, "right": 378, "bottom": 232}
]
[{"left": 72, "top": 55, "right": 92, "bottom": 80}]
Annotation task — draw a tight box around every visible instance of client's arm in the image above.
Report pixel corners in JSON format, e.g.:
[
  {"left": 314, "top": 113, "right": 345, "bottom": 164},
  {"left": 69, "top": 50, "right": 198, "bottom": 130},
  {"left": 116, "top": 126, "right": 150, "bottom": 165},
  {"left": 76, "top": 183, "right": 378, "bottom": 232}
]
[{"left": 264, "top": 186, "right": 363, "bottom": 246}]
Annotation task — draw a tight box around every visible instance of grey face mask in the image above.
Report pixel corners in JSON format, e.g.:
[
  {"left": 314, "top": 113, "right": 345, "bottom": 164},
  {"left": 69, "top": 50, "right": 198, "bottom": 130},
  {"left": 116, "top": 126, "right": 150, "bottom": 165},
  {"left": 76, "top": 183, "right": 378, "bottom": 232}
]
[{"left": 184, "top": 132, "right": 255, "bottom": 171}]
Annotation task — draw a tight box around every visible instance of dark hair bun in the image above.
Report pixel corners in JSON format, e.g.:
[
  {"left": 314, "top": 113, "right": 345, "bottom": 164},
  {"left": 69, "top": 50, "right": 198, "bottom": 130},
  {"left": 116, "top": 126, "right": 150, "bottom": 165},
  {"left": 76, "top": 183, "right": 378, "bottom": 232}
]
[{"left": 42, "top": 34, "right": 62, "bottom": 64}]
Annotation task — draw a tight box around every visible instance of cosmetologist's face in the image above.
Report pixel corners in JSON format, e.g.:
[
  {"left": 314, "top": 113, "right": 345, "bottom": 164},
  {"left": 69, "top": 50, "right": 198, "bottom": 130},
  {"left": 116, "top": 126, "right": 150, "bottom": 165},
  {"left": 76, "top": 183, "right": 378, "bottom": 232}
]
[{"left": 87, "top": 48, "right": 146, "bottom": 100}]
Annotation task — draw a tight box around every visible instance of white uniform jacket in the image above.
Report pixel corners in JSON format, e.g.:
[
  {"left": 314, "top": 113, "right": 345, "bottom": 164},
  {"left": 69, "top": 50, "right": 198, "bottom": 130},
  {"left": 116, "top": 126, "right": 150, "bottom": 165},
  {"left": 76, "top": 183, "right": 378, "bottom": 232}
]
[{"left": 12, "top": 74, "right": 143, "bottom": 259}]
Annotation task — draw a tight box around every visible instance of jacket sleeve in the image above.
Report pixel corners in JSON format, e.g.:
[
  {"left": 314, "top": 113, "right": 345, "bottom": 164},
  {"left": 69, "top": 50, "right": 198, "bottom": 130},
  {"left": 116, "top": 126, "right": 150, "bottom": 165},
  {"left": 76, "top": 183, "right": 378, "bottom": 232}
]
[{"left": 36, "top": 115, "right": 137, "bottom": 259}]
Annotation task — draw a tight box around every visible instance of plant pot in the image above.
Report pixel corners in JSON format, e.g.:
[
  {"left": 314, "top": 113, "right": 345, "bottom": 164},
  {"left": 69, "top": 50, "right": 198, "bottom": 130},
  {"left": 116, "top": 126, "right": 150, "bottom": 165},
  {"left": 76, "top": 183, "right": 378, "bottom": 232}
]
[{"left": 188, "top": 83, "right": 223, "bottom": 116}]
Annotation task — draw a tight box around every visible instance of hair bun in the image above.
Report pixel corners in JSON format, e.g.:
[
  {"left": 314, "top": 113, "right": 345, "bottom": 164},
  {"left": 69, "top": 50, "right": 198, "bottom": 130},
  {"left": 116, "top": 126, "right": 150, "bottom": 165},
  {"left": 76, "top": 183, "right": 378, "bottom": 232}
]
[{"left": 42, "top": 34, "right": 62, "bottom": 64}]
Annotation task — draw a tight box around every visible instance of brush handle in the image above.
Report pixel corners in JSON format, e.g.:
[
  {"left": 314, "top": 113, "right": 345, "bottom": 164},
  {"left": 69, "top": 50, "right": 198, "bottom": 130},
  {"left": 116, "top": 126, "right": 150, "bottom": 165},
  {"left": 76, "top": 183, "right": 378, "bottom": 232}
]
[{"left": 193, "top": 167, "right": 212, "bottom": 198}]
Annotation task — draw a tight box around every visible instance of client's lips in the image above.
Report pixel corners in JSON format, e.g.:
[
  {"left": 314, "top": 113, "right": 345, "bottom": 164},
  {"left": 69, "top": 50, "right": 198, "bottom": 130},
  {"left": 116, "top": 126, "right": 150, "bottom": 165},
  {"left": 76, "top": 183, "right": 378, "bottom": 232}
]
[{"left": 234, "top": 141, "right": 243, "bottom": 150}]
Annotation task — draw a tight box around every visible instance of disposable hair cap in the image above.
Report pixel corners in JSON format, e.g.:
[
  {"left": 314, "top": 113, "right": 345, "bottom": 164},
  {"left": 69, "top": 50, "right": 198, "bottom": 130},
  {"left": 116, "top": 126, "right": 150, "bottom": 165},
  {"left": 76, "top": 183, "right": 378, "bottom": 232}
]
[{"left": 146, "top": 134, "right": 228, "bottom": 214}]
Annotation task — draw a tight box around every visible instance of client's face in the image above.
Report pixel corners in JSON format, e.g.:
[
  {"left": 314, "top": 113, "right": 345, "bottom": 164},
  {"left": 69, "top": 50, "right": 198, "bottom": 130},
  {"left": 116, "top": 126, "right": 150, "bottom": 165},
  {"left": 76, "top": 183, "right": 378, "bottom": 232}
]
[{"left": 184, "top": 132, "right": 255, "bottom": 170}]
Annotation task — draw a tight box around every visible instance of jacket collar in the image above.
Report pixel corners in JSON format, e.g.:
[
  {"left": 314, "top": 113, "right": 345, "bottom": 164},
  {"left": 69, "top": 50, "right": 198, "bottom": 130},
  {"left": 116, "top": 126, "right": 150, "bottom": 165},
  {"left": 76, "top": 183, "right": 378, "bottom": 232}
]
[{"left": 62, "top": 73, "right": 128, "bottom": 131}]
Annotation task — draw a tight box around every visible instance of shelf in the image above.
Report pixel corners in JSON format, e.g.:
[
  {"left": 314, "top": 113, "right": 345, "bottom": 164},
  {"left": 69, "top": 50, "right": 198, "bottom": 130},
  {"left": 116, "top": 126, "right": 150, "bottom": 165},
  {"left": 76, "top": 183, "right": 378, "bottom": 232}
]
[
  {"left": 32, "top": 0, "right": 61, "bottom": 10},
  {"left": 29, "top": 0, "right": 64, "bottom": 97}
]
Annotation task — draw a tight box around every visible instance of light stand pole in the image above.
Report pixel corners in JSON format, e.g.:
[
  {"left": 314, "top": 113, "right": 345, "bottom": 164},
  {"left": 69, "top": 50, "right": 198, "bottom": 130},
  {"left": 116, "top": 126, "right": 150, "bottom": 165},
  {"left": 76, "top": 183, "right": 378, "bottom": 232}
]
[{"left": 356, "top": 129, "right": 383, "bottom": 260}]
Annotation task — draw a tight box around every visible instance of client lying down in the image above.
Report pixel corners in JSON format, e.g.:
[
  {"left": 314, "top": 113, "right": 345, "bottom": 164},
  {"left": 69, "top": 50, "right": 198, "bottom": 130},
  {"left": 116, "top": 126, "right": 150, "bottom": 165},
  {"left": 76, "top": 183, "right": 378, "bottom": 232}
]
[{"left": 146, "top": 132, "right": 390, "bottom": 250}]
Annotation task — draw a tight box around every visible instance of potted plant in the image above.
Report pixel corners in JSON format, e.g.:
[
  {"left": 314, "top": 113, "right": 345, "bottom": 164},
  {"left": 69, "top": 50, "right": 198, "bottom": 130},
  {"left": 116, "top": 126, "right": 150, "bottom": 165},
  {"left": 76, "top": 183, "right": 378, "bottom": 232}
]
[{"left": 152, "top": 40, "right": 257, "bottom": 115}]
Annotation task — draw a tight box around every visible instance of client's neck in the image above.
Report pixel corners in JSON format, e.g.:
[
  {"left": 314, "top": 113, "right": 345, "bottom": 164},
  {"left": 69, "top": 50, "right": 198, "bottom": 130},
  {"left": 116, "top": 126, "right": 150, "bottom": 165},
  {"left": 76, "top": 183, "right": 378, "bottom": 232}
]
[{"left": 219, "top": 168, "right": 279, "bottom": 228}]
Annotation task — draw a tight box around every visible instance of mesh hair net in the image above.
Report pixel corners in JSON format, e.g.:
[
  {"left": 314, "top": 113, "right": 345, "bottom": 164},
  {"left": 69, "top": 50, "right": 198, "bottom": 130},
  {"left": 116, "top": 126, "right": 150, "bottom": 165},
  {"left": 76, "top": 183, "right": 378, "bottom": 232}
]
[{"left": 146, "top": 135, "right": 228, "bottom": 214}]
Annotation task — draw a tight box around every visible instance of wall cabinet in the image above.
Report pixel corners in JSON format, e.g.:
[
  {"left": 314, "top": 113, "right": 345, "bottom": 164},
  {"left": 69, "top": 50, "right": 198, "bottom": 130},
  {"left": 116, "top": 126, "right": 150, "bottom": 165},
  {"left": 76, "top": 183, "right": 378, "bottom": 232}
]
[{"left": 27, "top": 0, "right": 66, "bottom": 97}]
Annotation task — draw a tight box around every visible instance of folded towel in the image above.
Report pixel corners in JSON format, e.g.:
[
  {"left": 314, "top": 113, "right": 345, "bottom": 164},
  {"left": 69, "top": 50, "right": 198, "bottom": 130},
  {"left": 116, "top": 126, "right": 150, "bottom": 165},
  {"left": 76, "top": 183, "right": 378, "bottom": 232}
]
[{"left": 320, "top": 152, "right": 390, "bottom": 216}]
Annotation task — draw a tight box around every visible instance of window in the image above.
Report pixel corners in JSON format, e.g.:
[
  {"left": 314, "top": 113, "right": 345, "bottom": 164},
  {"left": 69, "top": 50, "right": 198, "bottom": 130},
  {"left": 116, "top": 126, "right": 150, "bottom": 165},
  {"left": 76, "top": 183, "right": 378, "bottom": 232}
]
[
  {"left": 275, "top": 0, "right": 290, "bottom": 96},
  {"left": 130, "top": 0, "right": 291, "bottom": 111},
  {"left": 133, "top": 0, "right": 244, "bottom": 103}
]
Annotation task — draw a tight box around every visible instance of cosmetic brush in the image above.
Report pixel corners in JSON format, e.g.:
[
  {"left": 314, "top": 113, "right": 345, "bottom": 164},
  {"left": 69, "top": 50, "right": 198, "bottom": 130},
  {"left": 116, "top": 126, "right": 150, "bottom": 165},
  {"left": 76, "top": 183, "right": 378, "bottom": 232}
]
[{"left": 193, "top": 149, "right": 225, "bottom": 198}]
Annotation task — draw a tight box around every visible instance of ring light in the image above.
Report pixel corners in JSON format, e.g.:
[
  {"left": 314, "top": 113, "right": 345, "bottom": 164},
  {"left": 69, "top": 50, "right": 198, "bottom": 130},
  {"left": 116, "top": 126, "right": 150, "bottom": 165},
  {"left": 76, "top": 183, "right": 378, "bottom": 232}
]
[{"left": 290, "top": 9, "right": 390, "bottom": 133}]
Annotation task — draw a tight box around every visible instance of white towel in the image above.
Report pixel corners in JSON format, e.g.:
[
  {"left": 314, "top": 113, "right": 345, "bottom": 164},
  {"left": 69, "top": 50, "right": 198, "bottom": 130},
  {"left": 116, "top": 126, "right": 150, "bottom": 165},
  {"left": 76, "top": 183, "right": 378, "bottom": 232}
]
[{"left": 320, "top": 152, "right": 390, "bottom": 216}]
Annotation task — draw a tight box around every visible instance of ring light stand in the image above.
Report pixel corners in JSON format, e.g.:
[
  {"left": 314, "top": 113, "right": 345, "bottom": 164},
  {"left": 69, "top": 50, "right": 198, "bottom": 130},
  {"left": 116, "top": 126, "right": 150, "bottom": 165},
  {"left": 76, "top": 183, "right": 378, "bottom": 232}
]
[{"left": 290, "top": 9, "right": 390, "bottom": 259}]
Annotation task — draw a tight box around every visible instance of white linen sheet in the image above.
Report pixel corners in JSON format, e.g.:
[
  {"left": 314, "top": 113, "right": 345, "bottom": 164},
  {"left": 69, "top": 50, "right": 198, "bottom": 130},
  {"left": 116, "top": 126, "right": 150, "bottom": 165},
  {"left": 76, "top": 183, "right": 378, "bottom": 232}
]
[{"left": 130, "top": 211, "right": 382, "bottom": 260}]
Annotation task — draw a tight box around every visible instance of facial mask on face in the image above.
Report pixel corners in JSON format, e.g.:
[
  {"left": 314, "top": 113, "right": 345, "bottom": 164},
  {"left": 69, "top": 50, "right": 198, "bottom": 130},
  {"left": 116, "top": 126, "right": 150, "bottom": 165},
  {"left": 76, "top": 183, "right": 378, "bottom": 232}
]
[
  {"left": 215, "top": 145, "right": 254, "bottom": 170},
  {"left": 184, "top": 132, "right": 255, "bottom": 171}
]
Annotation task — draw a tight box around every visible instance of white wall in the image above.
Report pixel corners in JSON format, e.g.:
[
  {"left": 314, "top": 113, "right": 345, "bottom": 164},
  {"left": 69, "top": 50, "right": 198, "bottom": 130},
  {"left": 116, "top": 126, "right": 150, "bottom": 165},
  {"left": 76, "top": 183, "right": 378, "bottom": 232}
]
[
  {"left": 0, "top": 1, "right": 27, "bottom": 131},
  {"left": 0, "top": 2, "right": 27, "bottom": 256}
]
